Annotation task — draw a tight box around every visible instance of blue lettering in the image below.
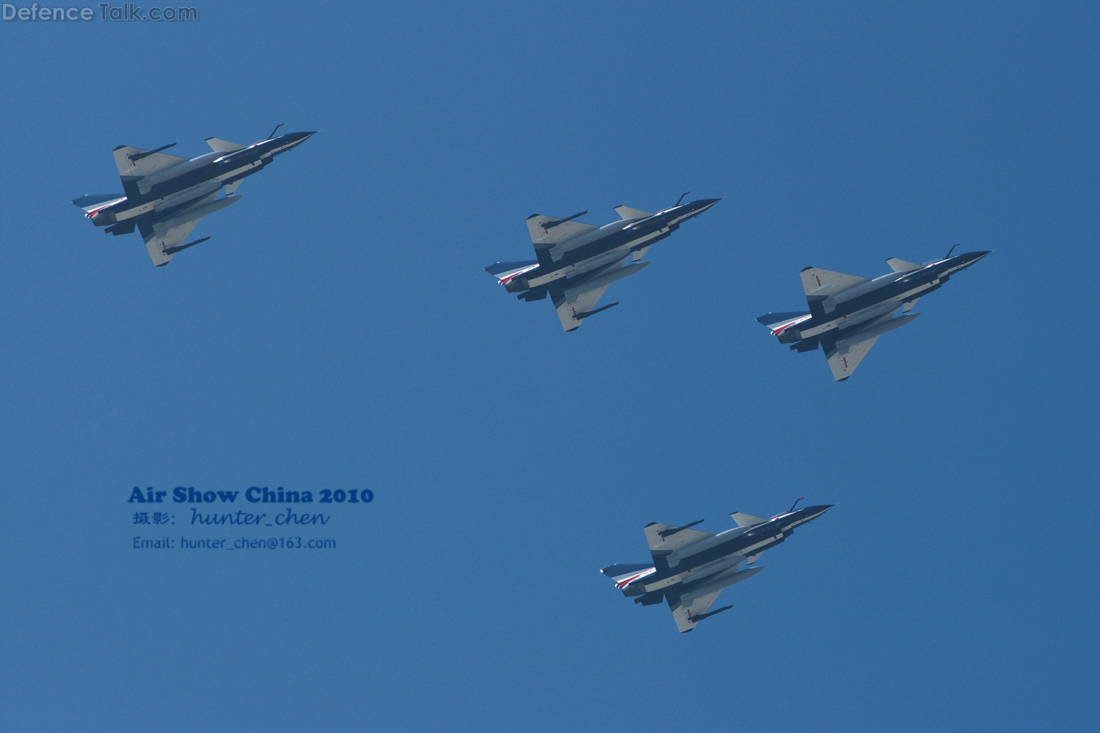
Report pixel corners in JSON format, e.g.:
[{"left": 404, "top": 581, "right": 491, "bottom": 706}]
[{"left": 274, "top": 507, "right": 330, "bottom": 525}]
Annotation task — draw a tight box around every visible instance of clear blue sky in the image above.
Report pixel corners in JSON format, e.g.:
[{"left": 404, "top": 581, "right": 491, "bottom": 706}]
[{"left": 1, "top": 2, "right": 1097, "bottom": 730}]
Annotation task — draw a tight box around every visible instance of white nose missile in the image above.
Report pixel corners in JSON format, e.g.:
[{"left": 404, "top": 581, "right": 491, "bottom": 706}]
[
  {"left": 837, "top": 312, "right": 920, "bottom": 348},
  {"left": 648, "top": 553, "right": 744, "bottom": 590},
  {"left": 802, "top": 299, "right": 900, "bottom": 339},
  {"left": 156, "top": 180, "right": 223, "bottom": 212},
  {"left": 567, "top": 249, "right": 631, "bottom": 278},
  {"left": 153, "top": 195, "right": 241, "bottom": 237},
  {"left": 685, "top": 564, "right": 765, "bottom": 600},
  {"left": 563, "top": 261, "right": 649, "bottom": 302}
]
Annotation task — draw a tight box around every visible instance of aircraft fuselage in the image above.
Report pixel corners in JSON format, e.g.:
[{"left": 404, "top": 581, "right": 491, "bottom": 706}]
[
  {"left": 505, "top": 199, "right": 720, "bottom": 296},
  {"left": 777, "top": 252, "right": 989, "bottom": 345},
  {"left": 627, "top": 505, "right": 833, "bottom": 600},
  {"left": 85, "top": 133, "right": 313, "bottom": 230}
]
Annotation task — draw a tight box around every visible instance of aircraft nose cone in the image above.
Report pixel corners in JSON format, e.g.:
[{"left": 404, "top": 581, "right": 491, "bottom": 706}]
[
  {"left": 283, "top": 131, "right": 317, "bottom": 147},
  {"left": 679, "top": 198, "right": 721, "bottom": 217},
  {"left": 958, "top": 251, "right": 991, "bottom": 268}
]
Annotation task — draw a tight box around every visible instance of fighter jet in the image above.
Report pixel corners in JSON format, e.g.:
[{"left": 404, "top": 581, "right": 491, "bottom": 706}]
[
  {"left": 485, "top": 194, "right": 720, "bottom": 331},
  {"left": 601, "top": 501, "right": 832, "bottom": 633},
  {"left": 72, "top": 125, "right": 315, "bottom": 266},
  {"left": 756, "top": 247, "right": 990, "bottom": 381}
]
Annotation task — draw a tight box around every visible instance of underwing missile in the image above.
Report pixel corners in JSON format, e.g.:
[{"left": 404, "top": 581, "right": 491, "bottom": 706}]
[
  {"left": 658, "top": 519, "right": 705, "bottom": 538},
  {"left": 574, "top": 302, "right": 619, "bottom": 320},
  {"left": 541, "top": 211, "right": 588, "bottom": 230},
  {"left": 128, "top": 142, "right": 177, "bottom": 162},
  {"left": 163, "top": 236, "right": 210, "bottom": 256},
  {"left": 690, "top": 605, "right": 733, "bottom": 623}
]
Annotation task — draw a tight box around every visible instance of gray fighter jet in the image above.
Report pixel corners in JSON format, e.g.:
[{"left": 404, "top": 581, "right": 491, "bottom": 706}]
[
  {"left": 757, "top": 248, "right": 990, "bottom": 380},
  {"left": 601, "top": 501, "right": 832, "bottom": 633},
  {"left": 73, "top": 126, "right": 315, "bottom": 266},
  {"left": 485, "top": 194, "right": 720, "bottom": 331}
]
